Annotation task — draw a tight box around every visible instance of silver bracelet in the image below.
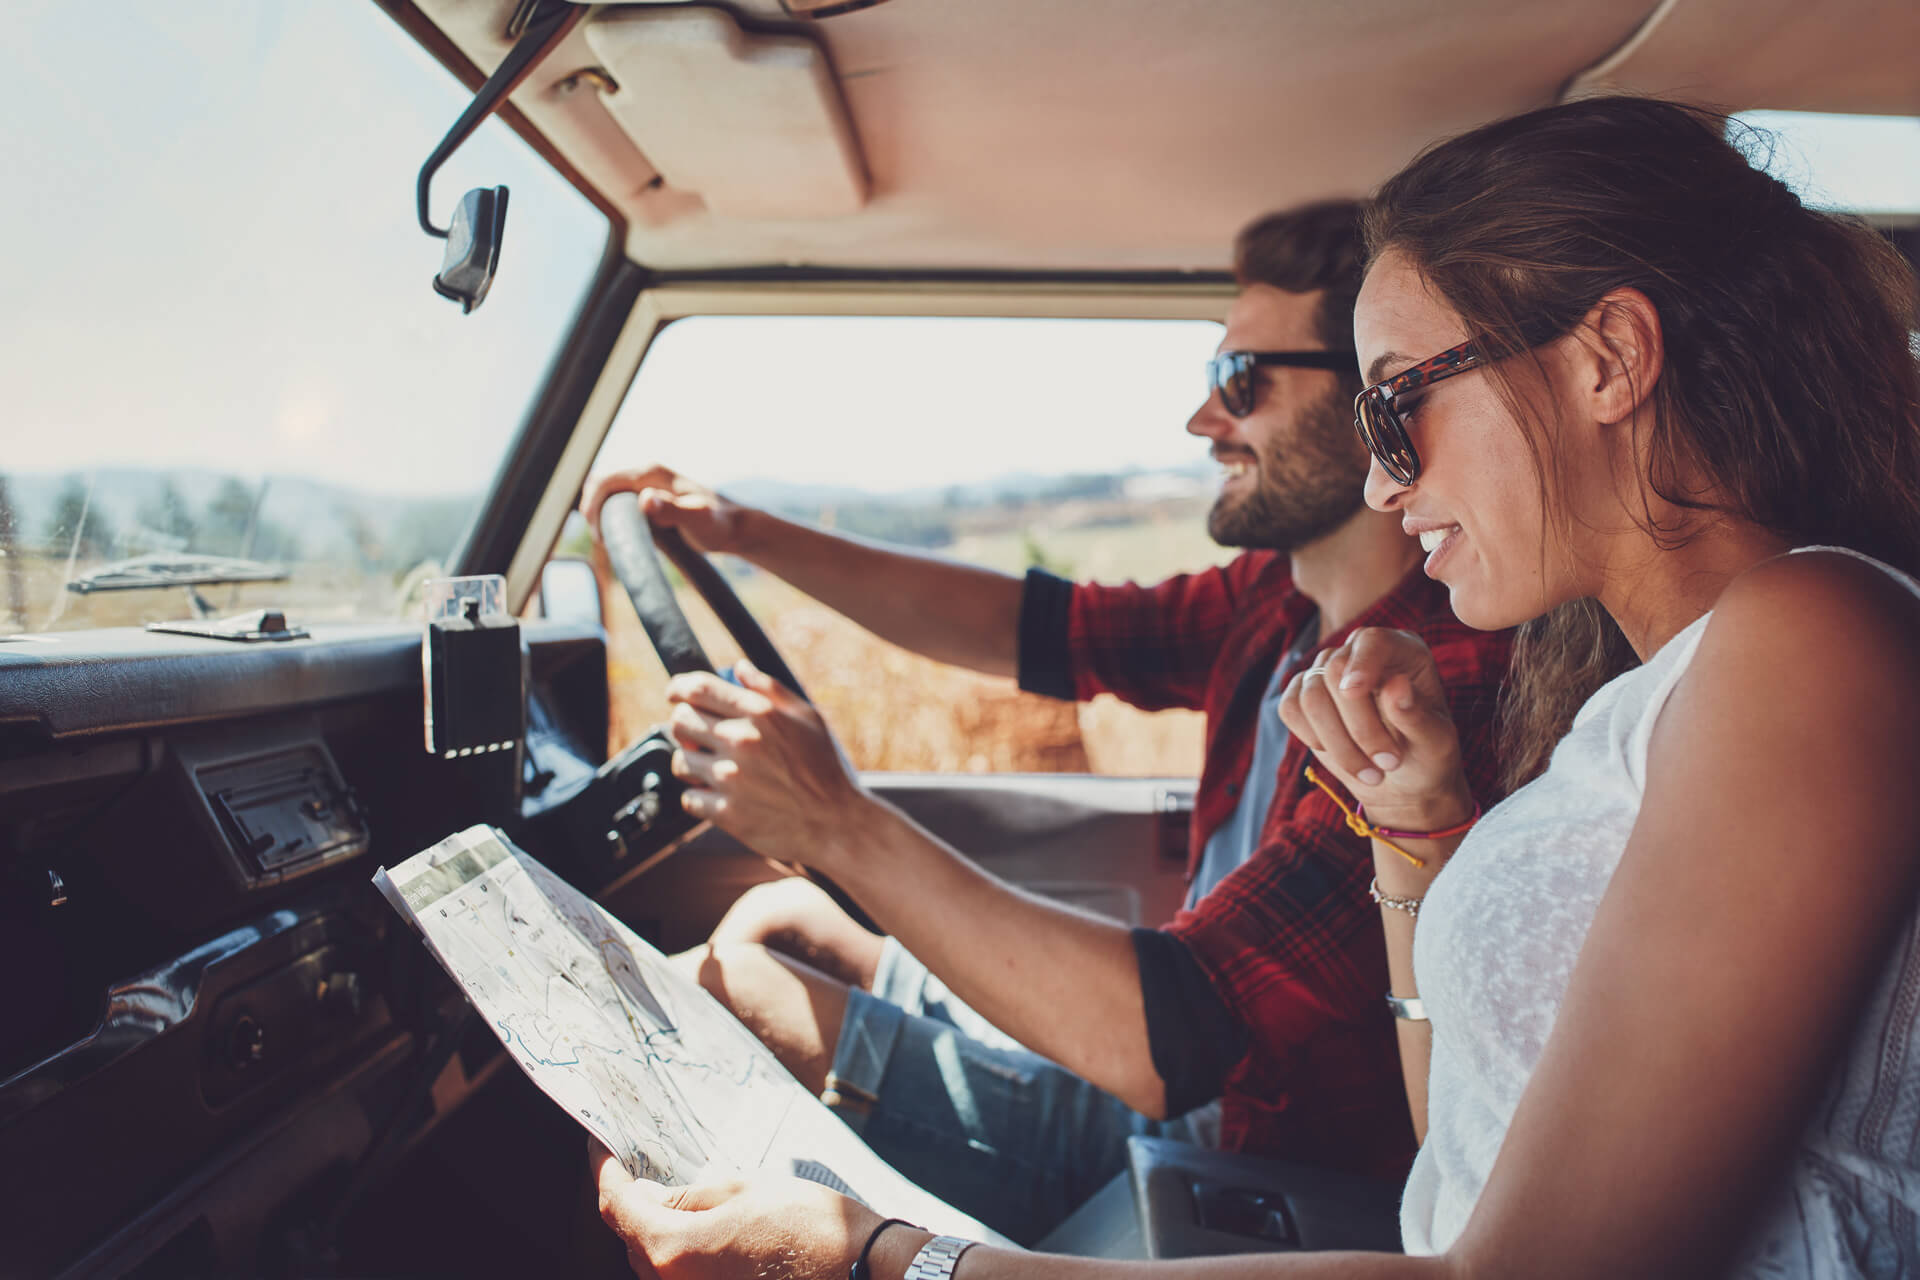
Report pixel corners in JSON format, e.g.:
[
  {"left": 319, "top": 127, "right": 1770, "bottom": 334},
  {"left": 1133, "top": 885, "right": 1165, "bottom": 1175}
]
[
  {"left": 1369, "top": 876, "right": 1423, "bottom": 918},
  {"left": 1386, "top": 993, "right": 1428, "bottom": 1022},
  {"left": 904, "top": 1234, "right": 977, "bottom": 1280}
]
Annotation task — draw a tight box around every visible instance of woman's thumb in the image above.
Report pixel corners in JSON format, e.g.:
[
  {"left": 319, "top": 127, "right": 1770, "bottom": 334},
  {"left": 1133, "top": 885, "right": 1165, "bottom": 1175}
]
[{"left": 1378, "top": 673, "right": 1450, "bottom": 747}]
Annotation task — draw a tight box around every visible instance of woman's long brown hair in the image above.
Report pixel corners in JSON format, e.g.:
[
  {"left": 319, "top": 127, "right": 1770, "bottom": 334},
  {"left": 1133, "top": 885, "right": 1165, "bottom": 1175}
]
[{"left": 1366, "top": 97, "right": 1920, "bottom": 790}]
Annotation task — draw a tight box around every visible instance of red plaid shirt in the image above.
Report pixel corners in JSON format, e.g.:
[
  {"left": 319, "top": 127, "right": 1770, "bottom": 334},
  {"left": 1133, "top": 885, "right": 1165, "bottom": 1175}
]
[{"left": 1023, "top": 553, "right": 1512, "bottom": 1180}]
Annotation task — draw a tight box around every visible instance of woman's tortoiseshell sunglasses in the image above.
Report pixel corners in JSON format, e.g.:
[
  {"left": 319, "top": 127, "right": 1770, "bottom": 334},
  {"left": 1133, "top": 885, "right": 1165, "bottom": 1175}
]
[{"left": 1352, "top": 338, "right": 1487, "bottom": 485}]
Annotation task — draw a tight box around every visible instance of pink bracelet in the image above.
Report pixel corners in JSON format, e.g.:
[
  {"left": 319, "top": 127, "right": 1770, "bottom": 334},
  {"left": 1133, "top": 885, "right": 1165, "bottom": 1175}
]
[
  {"left": 1361, "top": 802, "right": 1482, "bottom": 842},
  {"left": 1304, "top": 765, "right": 1480, "bottom": 868}
]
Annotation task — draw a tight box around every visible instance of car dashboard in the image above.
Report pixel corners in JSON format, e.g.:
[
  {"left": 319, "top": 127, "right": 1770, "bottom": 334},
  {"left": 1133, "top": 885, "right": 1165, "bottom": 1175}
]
[{"left": 0, "top": 619, "right": 620, "bottom": 1277}]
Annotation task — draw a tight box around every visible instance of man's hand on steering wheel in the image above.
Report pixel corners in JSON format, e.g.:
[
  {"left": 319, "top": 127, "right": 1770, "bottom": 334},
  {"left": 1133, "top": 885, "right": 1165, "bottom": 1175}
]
[
  {"left": 583, "top": 465, "right": 750, "bottom": 557},
  {"left": 666, "top": 660, "right": 870, "bottom": 878},
  {"left": 585, "top": 478, "right": 879, "bottom": 929}
]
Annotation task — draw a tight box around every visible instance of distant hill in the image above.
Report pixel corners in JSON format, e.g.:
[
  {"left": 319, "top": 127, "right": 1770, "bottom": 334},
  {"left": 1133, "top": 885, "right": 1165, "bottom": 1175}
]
[
  {"left": 0, "top": 468, "right": 477, "bottom": 570},
  {"left": 0, "top": 461, "right": 1214, "bottom": 564},
  {"left": 719, "top": 464, "right": 1215, "bottom": 550},
  {"left": 724, "top": 462, "right": 1214, "bottom": 515}
]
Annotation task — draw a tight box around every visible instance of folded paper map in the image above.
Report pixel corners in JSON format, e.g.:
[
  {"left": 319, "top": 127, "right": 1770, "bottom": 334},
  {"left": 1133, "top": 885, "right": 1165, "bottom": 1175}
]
[{"left": 374, "top": 825, "right": 1003, "bottom": 1243}]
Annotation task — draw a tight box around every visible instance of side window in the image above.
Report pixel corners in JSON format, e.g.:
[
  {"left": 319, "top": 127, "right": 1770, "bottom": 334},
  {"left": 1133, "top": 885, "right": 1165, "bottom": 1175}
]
[{"left": 582, "top": 314, "right": 1229, "bottom": 776}]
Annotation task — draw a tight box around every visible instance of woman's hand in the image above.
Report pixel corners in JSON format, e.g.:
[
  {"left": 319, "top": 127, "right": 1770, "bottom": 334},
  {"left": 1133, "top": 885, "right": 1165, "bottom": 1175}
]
[
  {"left": 1278, "top": 627, "right": 1476, "bottom": 839},
  {"left": 594, "top": 1142, "right": 894, "bottom": 1280},
  {"left": 582, "top": 464, "right": 752, "bottom": 556},
  {"left": 666, "top": 659, "right": 870, "bottom": 875}
]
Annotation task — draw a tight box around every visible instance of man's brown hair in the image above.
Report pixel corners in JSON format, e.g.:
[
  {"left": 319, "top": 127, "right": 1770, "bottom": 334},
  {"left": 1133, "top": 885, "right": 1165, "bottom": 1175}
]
[{"left": 1232, "top": 200, "right": 1366, "bottom": 390}]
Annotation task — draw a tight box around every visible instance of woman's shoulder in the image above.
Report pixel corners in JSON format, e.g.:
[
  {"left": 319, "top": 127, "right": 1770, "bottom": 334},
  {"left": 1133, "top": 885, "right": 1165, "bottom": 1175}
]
[
  {"left": 1715, "top": 547, "right": 1920, "bottom": 637},
  {"left": 1699, "top": 546, "right": 1920, "bottom": 702}
]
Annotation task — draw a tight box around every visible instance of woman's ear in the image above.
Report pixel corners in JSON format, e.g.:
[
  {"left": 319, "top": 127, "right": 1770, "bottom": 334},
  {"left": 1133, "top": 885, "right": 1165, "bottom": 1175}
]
[{"left": 1575, "top": 288, "right": 1664, "bottom": 427}]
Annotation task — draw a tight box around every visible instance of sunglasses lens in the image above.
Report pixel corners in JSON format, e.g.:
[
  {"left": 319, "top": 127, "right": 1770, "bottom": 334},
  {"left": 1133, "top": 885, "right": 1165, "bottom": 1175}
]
[
  {"left": 1355, "top": 391, "right": 1420, "bottom": 484},
  {"left": 1209, "top": 353, "right": 1255, "bottom": 416}
]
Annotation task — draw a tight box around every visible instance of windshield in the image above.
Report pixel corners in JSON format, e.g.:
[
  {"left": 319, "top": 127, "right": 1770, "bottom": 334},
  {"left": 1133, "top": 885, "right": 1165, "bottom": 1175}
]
[{"left": 1, "top": 2, "right": 607, "bottom": 634}]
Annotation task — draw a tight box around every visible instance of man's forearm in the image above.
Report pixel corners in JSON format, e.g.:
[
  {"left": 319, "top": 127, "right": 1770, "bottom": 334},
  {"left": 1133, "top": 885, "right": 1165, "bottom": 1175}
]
[
  {"left": 732, "top": 507, "right": 1024, "bottom": 678},
  {"left": 829, "top": 794, "right": 1169, "bottom": 1117}
]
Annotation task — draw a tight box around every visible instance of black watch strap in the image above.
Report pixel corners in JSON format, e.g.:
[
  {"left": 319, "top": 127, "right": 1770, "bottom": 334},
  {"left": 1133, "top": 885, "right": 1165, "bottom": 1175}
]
[{"left": 851, "top": 1218, "right": 918, "bottom": 1280}]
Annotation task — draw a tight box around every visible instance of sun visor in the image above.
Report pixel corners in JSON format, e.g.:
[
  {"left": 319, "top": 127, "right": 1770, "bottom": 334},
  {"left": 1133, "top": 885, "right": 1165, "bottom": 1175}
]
[{"left": 585, "top": 6, "right": 869, "bottom": 220}]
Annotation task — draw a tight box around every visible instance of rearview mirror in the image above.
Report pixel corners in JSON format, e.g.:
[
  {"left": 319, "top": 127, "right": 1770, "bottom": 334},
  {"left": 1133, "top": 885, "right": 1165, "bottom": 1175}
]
[{"left": 432, "top": 186, "right": 508, "bottom": 314}]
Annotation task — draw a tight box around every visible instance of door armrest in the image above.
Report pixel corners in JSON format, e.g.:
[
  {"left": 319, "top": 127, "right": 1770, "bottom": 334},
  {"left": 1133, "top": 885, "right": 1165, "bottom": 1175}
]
[{"left": 1127, "top": 1135, "right": 1403, "bottom": 1258}]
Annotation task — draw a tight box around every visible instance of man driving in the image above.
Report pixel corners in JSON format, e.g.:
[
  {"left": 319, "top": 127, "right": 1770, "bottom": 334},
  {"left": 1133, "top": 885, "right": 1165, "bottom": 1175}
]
[{"left": 584, "top": 202, "right": 1512, "bottom": 1245}]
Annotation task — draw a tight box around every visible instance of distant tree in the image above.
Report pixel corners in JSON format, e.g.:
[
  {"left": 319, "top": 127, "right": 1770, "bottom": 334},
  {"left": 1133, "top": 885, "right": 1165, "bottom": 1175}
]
[
  {"left": 201, "top": 478, "right": 257, "bottom": 555},
  {"left": 248, "top": 519, "right": 302, "bottom": 564},
  {"left": 830, "top": 502, "right": 953, "bottom": 548},
  {"left": 137, "top": 477, "right": 198, "bottom": 546},
  {"left": 198, "top": 477, "right": 300, "bottom": 562},
  {"left": 43, "top": 475, "right": 115, "bottom": 557},
  {"left": 1038, "top": 473, "right": 1123, "bottom": 503},
  {"left": 385, "top": 497, "right": 476, "bottom": 571},
  {"left": 0, "top": 473, "right": 25, "bottom": 627},
  {"left": 338, "top": 504, "right": 382, "bottom": 568}
]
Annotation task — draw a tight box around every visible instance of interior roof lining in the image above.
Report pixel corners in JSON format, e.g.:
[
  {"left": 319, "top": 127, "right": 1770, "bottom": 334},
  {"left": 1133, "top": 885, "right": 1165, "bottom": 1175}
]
[{"left": 403, "top": 0, "right": 1920, "bottom": 279}]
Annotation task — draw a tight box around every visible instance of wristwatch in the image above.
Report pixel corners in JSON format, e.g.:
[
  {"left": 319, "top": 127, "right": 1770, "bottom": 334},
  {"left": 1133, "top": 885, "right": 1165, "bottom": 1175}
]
[{"left": 904, "top": 1234, "right": 977, "bottom": 1280}]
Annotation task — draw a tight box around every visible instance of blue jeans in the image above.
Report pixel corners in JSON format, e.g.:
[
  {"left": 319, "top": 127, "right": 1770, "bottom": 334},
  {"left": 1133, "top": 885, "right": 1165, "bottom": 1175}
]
[{"left": 824, "top": 940, "right": 1217, "bottom": 1245}]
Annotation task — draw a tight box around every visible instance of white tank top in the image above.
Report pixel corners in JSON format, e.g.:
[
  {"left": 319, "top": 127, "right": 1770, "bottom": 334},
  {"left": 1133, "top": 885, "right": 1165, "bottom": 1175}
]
[{"left": 1403, "top": 547, "right": 1920, "bottom": 1275}]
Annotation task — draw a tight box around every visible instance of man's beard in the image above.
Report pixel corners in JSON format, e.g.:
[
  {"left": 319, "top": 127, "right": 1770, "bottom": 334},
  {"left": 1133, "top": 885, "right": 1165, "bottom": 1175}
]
[{"left": 1207, "top": 386, "right": 1371, "bottom": 552}]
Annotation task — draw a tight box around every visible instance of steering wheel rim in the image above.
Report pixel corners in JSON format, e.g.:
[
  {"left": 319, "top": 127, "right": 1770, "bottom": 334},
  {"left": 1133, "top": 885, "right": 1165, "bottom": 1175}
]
[{"left": 596, "top": 493, "right": 880, "bottom": 935}]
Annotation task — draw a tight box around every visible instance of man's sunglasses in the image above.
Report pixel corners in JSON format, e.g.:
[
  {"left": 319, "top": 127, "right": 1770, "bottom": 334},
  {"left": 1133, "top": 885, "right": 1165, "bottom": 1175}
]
[
  {"left": 1352, "top": 338, "right": 1487, "bottom": 485},
  {"left": 1207, "top": 349, "right": 1357, "bottom": 418}
]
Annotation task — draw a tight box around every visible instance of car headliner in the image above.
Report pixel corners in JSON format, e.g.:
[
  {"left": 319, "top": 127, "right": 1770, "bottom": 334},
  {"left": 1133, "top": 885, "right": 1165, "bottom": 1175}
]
[{"left": 403, "top": 0, "right": 1920, "bottom": 277}]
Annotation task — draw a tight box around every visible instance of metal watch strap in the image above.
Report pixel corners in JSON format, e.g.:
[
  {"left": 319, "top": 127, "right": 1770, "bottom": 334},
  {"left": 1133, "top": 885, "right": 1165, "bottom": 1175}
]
[
  {"left": 1386, "top": 993, "right": 1427, "bottom": 1022},
  {"left": 904, "top": 1234, "right": 977, "bottom": 1280}
]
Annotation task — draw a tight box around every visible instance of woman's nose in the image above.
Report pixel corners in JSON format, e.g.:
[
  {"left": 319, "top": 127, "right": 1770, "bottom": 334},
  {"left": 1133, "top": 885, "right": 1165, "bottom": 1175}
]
[{"left": 1363, "top": 454, "right": 1412, "bottom": 512}]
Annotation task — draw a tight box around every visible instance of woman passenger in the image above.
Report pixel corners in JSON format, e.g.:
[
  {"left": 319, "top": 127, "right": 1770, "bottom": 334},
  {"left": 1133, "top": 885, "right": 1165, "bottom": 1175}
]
[{"left": 595, "top": 95, "right": 1920, "bottom": 1278}]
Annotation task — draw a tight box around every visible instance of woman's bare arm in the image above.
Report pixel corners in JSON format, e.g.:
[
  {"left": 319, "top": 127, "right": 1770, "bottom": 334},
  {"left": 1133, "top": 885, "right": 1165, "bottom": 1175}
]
[
  {"left": 1446, "top": 551, "right": 1920, "bottom": 1277},
  {"left": 1278, "top": 627, "right": 1480, "bottom": 1143},
  {"left": 1369, "top": 828, "right": 1466, "bottom": 1144}
]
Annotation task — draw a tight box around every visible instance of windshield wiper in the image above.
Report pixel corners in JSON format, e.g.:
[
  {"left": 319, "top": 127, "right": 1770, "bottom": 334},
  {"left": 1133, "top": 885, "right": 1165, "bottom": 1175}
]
[
  {"left": 67, "top": 552, "right": 287, "bottom": 594},
  {"left": 67, "top": 552, "right": 287, "bottom": 618}
]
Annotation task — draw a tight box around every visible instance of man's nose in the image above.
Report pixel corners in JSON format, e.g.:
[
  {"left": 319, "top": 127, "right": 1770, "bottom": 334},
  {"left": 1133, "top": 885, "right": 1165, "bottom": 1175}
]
[
  {"left": 1363, "top": 454, "right": 1411, "bottom": 512},
  {"left": 1186, "top": 392, "right": 1231, "bottom": 441}
]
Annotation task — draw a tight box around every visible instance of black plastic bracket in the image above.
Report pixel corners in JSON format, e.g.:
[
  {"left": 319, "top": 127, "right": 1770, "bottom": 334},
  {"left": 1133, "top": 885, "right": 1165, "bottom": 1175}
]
[{"left": 415, "top": 0, "right": 583, "bottom": 240}]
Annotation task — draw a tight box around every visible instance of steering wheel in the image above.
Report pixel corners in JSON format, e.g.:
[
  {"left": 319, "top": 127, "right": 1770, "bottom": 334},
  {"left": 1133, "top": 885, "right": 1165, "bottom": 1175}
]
[{"left": 596, "top": 492, "right": 881, "bottom": 935}]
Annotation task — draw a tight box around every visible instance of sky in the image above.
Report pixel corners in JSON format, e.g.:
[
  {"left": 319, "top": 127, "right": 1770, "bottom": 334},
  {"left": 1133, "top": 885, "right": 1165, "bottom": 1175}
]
[
  {"left": 1739, "top": 111, "right": 1920, "bottom": 214},
  {"left": 3, "top": 4, "right": 1915, "bottom": 501},
  {"left": 597, "top": 315, "right": 1225, "bottom": 493},
  {"left": 2, "top": 1, "right": 606, "bottom": 498}
]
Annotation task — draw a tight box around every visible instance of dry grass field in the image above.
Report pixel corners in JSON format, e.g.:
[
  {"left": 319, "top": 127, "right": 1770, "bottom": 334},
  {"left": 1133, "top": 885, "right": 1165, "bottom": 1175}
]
[{"left": 1, "top": 551, "right": 362, "bottom": 633}]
